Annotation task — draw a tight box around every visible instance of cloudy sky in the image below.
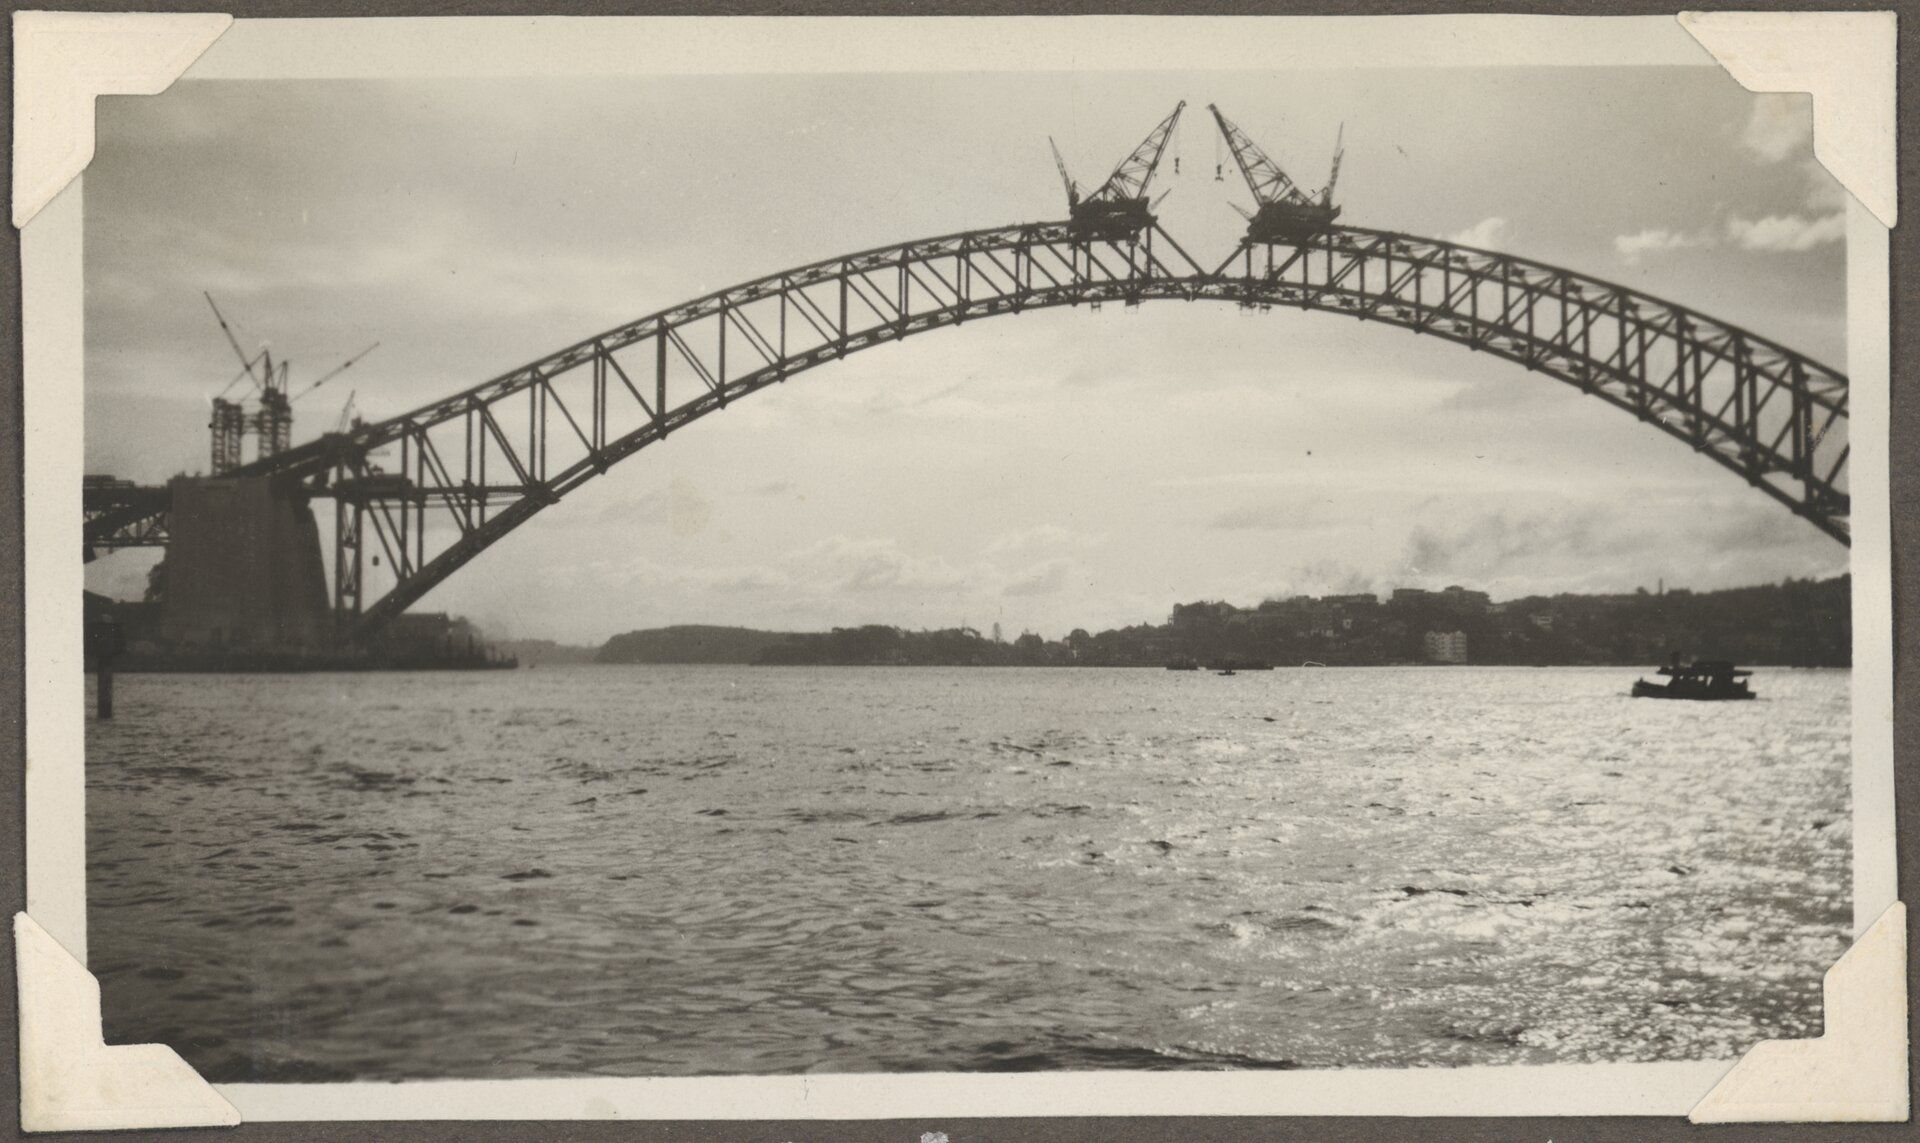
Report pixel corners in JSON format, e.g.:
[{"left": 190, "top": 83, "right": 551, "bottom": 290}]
[{"left": 83, "top": 66, "right": 1849, "bottom": 644}]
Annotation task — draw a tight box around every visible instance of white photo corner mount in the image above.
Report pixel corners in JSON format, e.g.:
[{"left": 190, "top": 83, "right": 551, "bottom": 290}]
[
  {"left": 1679, "top": 9, "right": 1897, "bottom": 228},
  {"left": 10, "top": 9, "right": 231, "bottom": 229},
  {"left": 15, "top": 914, "right": 241, "bottom": 1132},
  {"left": 1690, "top": 902, "right": 1908, "bottom": 1123},
  {"left": 14, "top": 10, "right": 240, "bottom": 1134},
  {"left": 1676, "top": 6, "right": 1907, "bottom": 1124}
]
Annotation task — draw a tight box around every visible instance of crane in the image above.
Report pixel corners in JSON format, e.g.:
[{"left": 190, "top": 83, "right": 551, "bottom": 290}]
[
  {"left": 335, "top": 390, "right": 359, "bottom": 433},
  {"left": 1207, "top": 104, "right": 1345, "bottom": 242},
  {"left": 200, "top": 291, "right": 381, "bottom": 470},
  {"left": 206, "top": 292, "right": 267, "bottom": 397},
  {"left": 291, "top": 341, "right": 380, "bottom": 403},
  {"left": 1050, "top": 102, "right": 1186, "bottom": 240}
]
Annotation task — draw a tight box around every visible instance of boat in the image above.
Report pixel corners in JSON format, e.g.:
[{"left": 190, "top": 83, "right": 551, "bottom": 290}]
[
  {"left": 1205, "top": 658, "right": 1273, "bottom": 672},
  {"left": 1631, "top": 660, "right": 1756, "bottom": 701},
  {"left": 1215, "top": 669, "right": 1237, "bottom": 676},
  {"left": 1301, "top": 660, "right": 1327, "bottom": 668}
]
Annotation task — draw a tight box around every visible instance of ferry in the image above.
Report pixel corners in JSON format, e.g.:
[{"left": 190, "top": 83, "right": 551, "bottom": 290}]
[{"left": 1631, "top": 660, "right": 1755, "bottom": 701}]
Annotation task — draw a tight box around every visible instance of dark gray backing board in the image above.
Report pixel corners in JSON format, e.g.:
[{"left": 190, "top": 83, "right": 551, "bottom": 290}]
[{"left": 2, "top": 2, "right": 1912, "bottom": 1139}]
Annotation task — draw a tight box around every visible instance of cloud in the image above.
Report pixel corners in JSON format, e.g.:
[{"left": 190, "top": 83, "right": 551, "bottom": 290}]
[
  {"left": 1614, "top": 173, "right": 1843, "bottom": 266},
  {"left": 1389, "top": 492, "right": 1846, "bottom": 602},
  {"left": 1740, "top": 94, "right": 1813, "bottom": 163},
  {"left": 1436, "top": 376, "right": 1569, "bottom": 414},
  {"left": 1448, "top": 217, "right": 1508, "bottom": 249},
  {"left": 706, "top": 566, "right": 793, "bottom": 594},
  {"left": 1695, "top": 503, "right": 1822, "bottom": 557},
  {"left": 1726, "top": 213, "right": 1845, "bottom": 253},
  {"left": 1614, "top": 227, "right": 1712, "bottom": 264},
  {"left": 571, "top": 535, "right": 991, "bottom": 600},
  {"left": 1209, "top": 500, "right": 1328, "bottom": 531},
  {"left": 789, "top": 536, "right": 977, "bottom": 594},
  {"left": 1401, "top": 506, "right": 1641, "bottom": 584},
  {"left": 545, "top": 552, "right": 785, "bottom": 596},
  {"left": 813, "top": 376, "right": 1013, "bottom": 423},
  {"left": 1153, "top": 471, "right": 1296, "bottom": 490},
  {"left": 586, "top": 478, "right": 714, "bottom": 536},
  {"left": 1003, "top": 557, "right": 1080, "bottom": 597},
  {"left": 985, "top": 524, "right": 1096, "bottom": 556}
]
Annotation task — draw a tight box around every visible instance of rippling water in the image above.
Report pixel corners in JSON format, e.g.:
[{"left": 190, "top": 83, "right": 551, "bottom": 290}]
[{"left": 85, "top": 665, "right": 1850, "bottom": 1081}]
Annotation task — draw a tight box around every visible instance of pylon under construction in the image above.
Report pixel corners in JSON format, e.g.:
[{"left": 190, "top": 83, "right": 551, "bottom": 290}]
[{"left": 203, "top": 292, "right": 376, "bottom": 474}]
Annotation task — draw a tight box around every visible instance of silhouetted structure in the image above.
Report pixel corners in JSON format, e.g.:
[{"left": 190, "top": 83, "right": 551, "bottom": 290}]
[
  {"left": 159, "top": 475, "right": 331, "bottom": 651},
  {"left": 589, "top": 576, "right": 1849, "bottom": 669}
]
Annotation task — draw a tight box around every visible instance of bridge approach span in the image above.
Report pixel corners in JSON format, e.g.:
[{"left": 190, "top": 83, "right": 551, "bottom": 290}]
[{"left": 170, "top": 219, "right": 1851, "bottom": 641}]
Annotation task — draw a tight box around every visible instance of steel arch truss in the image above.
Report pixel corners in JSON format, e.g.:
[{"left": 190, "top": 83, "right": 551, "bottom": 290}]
[
  {"left": 276, "top": 222, "right": 1210, "bottom": 639},
  {"left": 220, "top": 220, "right": 1850, "bottom": 644},
  {"left": 1213, "top": 229, "right": 1849, "bottom": 545}
]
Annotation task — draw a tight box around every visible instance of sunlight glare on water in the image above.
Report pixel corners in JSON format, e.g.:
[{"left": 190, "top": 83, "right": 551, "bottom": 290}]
[{"left": 86, "top": 665, "right": 1851, "bottom": 1080}]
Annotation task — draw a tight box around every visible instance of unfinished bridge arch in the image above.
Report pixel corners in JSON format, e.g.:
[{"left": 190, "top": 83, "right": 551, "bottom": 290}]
[{"left": 88, "top": 219, "right": 1850, "bottom": 643}]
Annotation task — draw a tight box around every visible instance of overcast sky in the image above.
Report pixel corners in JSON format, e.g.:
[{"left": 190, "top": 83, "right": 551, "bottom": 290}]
[{"left": 83, "top": 67, "right": 1850, "bottom": 644}]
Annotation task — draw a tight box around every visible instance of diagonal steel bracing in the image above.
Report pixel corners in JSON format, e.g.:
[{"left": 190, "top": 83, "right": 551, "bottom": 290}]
[
  {"left": 1209, "top": 227, "right": 1849, "bottom": 548},
  {"left": 101, "top": 219, "right": 1849, "bottom": 644},
  {"left": 252, "top": 222, "right": 1212, "bottom": 639}
]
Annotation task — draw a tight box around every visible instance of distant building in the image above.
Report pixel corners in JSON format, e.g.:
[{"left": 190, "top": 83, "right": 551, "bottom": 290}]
[
  {"left": 382, "top": 611, "right": 483, "bottom": 655},
  {"left": 1440, "top": 585, "right": 1493, "bottom": 612},
  {"left": 1423, "top": 630, "right": 1469, "bottom": 663},
  {"left": 1325, "top": 593, "right": 1379, "bottom": 607},
  {"left": 1391, "top": 588, "right": 1435, "bottom": 604}
]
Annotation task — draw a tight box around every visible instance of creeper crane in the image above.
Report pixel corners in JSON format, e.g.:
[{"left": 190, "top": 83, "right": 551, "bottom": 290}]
[
  {"left": 1049, "top": 101, "right": 1186, "bottom": 241},
  {"left": 1208, "top": 104, "right": 1345, "bottom": 243}
]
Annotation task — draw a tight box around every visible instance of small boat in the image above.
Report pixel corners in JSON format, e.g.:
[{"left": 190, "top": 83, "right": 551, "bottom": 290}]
[
  {"left": 1205, "top": 659, "right": 1273, "bottom": 672},
  {"left": 1215, "top": 668, "right": 1237, "bottom": 676},
  {"left": 1301, "top": 660, "right": 1327, "bottom": 668},
  {"left": 1631, "top": 660, "right": 1756, "bottom": 701}
]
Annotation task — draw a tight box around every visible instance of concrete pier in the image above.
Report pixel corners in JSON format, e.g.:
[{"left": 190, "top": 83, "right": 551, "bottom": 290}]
[{"left": 158, "top": 476, "right": 332, "bottom": 651}]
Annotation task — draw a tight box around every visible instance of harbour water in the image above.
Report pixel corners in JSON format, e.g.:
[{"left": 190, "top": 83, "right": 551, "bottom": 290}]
[{"left": 85, "top": 665, "right": 1851, "bottom": 1081}]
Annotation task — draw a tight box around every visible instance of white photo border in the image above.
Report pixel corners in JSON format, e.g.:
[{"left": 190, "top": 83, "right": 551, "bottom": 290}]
[{"left": 18, "top": 12, "right": 1899, "bottom": 1123}]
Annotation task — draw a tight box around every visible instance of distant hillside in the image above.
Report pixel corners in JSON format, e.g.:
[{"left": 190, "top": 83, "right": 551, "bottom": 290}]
[
  {"left": 596, "top": 625, "right": 797, "bottom": 665},
  {"left": 592, "top": 574, "right": 1849, "bottom": 669}
]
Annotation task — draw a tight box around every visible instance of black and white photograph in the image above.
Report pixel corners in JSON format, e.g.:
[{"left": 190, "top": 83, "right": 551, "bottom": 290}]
[{"left": 27, "top": 11, "right": 1899, "bottom": 1124}]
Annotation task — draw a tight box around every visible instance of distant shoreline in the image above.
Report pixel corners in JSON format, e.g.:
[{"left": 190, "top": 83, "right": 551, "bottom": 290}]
[
  {"left": 590, "top": 577, "right": 1851, "bottom": 671},
  {"left": 94, "top": 661, "right": 1852, "bottom": 677}
]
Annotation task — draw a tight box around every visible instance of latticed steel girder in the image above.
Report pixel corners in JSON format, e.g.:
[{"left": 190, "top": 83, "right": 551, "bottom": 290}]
[
  {"left": 265, "top": 222, "right": 1212, "bottom": 638},
  {"left": 1211, "top": 228, "right": 1849, "bottom": 545},
  {"left": 83, "top": 506, "right": 170, "bottom": 557},
  {"left": 82, "top": 483, "right": 173, "bottom": 560},
  {"left": 207, "top": 219, "right": 1849, "bottom": 643}
]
